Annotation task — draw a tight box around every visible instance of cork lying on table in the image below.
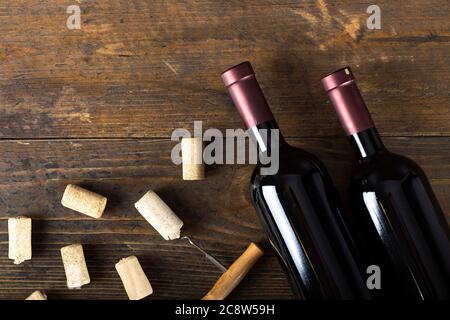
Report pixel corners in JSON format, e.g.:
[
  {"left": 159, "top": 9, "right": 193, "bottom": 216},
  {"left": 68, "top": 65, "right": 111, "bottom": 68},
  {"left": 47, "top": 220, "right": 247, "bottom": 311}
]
[
  {"left": 61, "top": 184, "right": 107, "bottom": 218},
  {"left": 115, "top": 256, "right": 153, "bottom": 300},
  {"left": 181, "top": 137, "right": 205, "bottom": 180},
  {"left": 60, "top": 244, "right": 91, "bottom": 289},
  {"left": 134, "top": 190, "right": 184, "bottom": 240},
  {"left": 25, "top": 291, "right": 47, "bottom": 300},
  {"left": 8, "top": 216, "right": 32, "bottom": 264}
]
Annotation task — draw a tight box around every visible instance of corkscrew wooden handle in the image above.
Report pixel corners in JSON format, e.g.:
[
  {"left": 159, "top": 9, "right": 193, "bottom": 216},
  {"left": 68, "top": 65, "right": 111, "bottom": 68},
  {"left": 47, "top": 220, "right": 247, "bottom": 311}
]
[{"left": 202, "top": 242, "right": 264, "bottom": 300}]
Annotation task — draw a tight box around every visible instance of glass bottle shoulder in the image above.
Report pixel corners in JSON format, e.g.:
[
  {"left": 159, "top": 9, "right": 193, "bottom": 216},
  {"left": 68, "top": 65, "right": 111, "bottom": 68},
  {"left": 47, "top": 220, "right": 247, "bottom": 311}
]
[
  {"left": 251, "top": 145, "right": 331, "bottom": 187},
  {"left": 351, "top": 150, "right": 424, "bottom": 190}
]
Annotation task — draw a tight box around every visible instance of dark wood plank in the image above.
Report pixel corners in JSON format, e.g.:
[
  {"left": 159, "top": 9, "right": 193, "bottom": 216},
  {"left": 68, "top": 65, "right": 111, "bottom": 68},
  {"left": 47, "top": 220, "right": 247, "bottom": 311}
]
[
  {"left": 0, "top": 244, "right": 292, "bottom": 300},
  {"left": 0, "top": 0, "right": 449, "bottom": 138},
  {"left": 0, "top": 137, "right": 448, "bottom": 299},
  {"left": 0, "top": 0, "right": 448, "bottom": 301}
]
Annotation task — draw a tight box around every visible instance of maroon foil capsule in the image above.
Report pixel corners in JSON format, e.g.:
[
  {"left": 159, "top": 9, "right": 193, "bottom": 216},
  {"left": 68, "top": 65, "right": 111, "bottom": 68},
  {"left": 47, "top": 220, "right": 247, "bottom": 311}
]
[
  {"left": 321, "top": 67, "right": 374, "bottom": 136},
  {"left": 221, "top": 61, "right": 274, "bottom": 129}
]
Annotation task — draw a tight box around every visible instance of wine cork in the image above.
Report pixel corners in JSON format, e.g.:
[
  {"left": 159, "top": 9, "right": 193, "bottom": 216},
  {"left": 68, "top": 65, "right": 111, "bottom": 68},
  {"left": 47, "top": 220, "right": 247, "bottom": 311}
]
[
  {"left": 61, "top": 244, "right": 91, "bottom": 289},
  {"left": 61, "top": 184, "right": 107, "bottom": 218},
  {"left": 181, "top": 137, "right": 205, "bottom": 180},
  {"left": 8, "top": 217, "right": 32, "bottom": 264},
  {"left": 202, "top": 242, "right": 264, "bottom": 300},
  {"left": 134, "top": 190, "right": 183, "bottom": 240},
  {"left": 115, "top": 256, "right": 153, "bottom": 300},
  {"left": 26, "top": 291, "right": 47, "bottom": 300}
]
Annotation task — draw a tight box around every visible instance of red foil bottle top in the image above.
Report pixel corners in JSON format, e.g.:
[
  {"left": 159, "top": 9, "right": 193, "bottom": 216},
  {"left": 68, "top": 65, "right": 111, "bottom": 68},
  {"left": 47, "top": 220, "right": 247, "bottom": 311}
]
[
  {"left": 222, "top": 61, "right": 274, "bottom": 129},
  {"left": 321, "top": 67, "right": 374, "bottom": 136}
]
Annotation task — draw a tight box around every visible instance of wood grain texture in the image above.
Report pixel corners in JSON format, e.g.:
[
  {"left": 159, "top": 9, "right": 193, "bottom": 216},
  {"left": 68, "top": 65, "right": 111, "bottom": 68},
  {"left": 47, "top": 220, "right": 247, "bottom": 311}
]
[
  {"left": 0, "top": 0, "right": 449, "bottom": 138},
  {"left": 0, "top": 0, "right": 448, "bottom": 300},
  {"left": 0, "top": 138, "right": 448, "bottom": 299}
]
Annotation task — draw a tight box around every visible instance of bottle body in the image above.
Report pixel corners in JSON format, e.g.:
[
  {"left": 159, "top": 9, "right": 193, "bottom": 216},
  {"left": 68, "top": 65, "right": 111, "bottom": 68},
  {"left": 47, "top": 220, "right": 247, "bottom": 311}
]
[
  {"left": 322, "top": 68, "right": 450, "bottom": 299},
  {"left": 250, "top": 123, "right": 369, "bottom": 299},
  {"left": 349, "top": 130, "right": 450, "bottom": 299}
]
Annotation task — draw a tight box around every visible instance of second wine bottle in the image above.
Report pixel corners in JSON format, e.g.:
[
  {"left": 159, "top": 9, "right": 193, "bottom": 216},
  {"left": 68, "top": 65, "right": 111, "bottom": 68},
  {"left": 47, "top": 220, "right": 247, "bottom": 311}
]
[
  {"left": 221, "top": 61, "right": 370, "bottom": 299},
  {"left": 322, "top": 67, "right": 450, "bottom": 299}
]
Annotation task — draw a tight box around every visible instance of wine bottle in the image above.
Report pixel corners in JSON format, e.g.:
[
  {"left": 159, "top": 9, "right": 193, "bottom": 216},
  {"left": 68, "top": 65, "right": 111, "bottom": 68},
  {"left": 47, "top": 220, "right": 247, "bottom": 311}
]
[
  {"left": 321, "top": 67, "right": 450, "bottom": 299},
  {"left": 221, "top": 61, "right": 370, "bottom": 299}
]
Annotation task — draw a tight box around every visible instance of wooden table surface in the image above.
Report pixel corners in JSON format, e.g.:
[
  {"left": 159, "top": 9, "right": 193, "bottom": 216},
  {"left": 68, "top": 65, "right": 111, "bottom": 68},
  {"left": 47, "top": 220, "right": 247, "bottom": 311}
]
[{"left": 0, "top": 0, "right": 449, "bottom": 300}]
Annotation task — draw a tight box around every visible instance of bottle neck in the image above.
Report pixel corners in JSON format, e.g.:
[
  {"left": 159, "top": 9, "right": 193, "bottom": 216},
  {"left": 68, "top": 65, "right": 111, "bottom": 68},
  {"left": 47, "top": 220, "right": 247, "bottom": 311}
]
[
  {"left": 249, "top": 120, "right": 286, "bottom": 175},
  {"left": 222, "top": 61, "right": 289, "bottom": 171},
  {"left": 349, "top": 127, "right": 385, "bottom": 161},
  {"left": 249, "top": 119, "right": 288, "bottom": 156},
  {"left": 321, "top": 67, "right": 383, "bottom": 162}
]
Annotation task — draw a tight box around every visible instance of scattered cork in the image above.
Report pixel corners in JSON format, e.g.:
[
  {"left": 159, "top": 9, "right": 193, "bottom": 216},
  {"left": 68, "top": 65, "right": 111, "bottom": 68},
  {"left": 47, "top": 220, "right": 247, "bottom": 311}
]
[
  {"left": 8, "top": 217, "right": 32, "bottom": 264},
  {"left": 135, "top": 190, "right": 183, "bottom": 240},
  {"left": 181, "top": 137, "right": 205, "bottom": 180},
  {"left": 25, "top": 291, "right": 47, "bottom": 300},
  {"left": 61, "top": 184, "right": 107, "bottom": 218},
  {"left": 60, "top": 244, "right": 91, "bottom": 289},
  {"left": 115, "top": 256, "right": 153, "bottom": 300}
]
